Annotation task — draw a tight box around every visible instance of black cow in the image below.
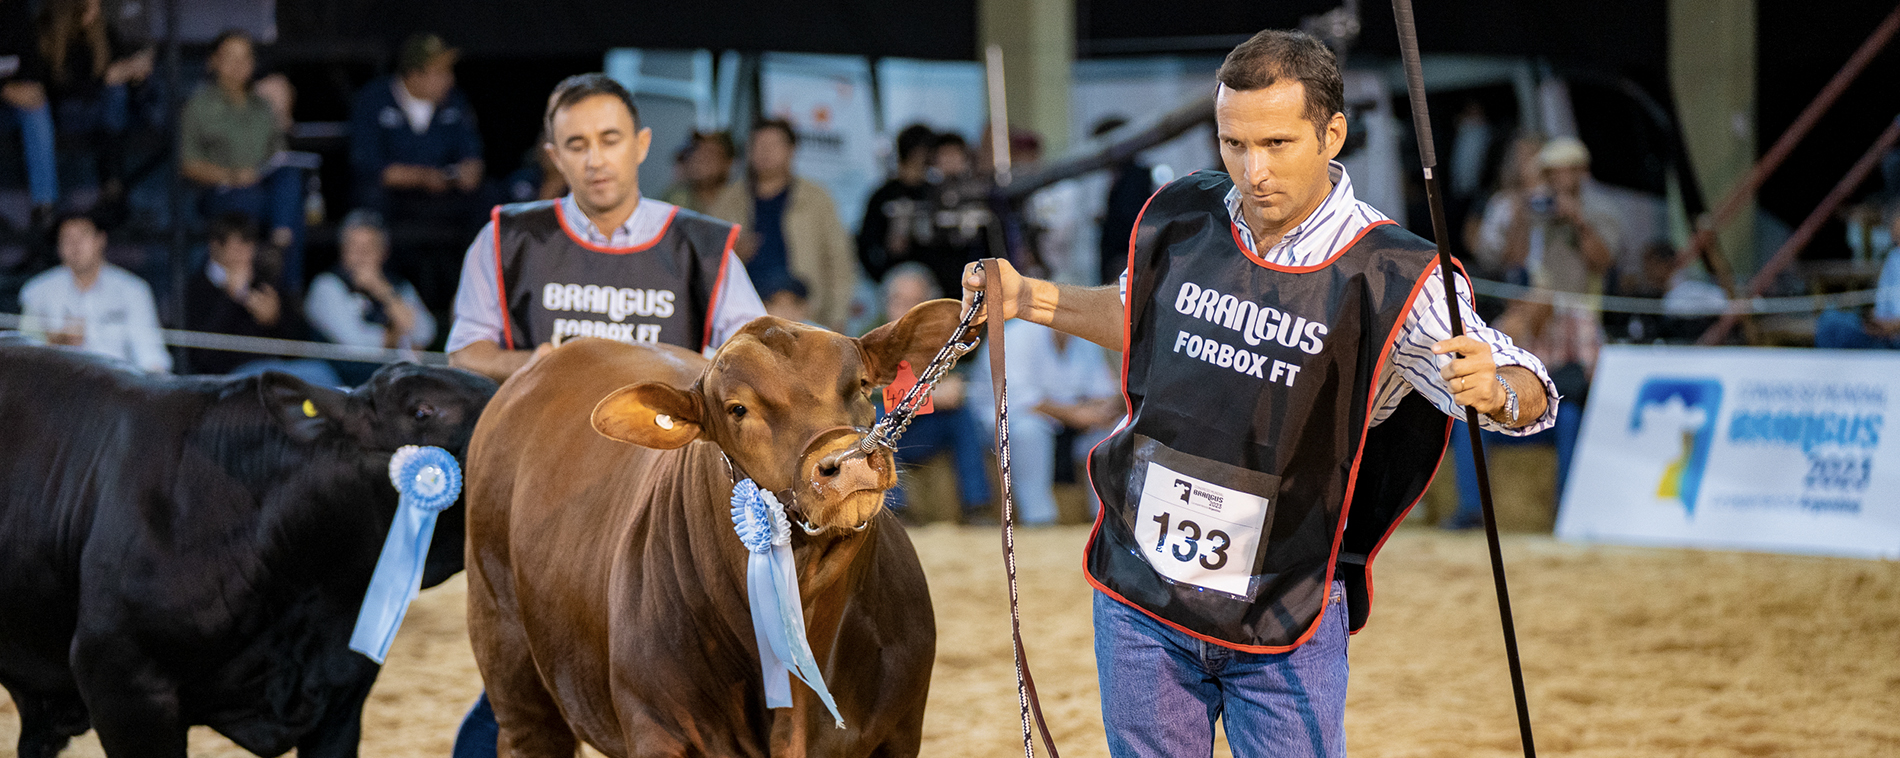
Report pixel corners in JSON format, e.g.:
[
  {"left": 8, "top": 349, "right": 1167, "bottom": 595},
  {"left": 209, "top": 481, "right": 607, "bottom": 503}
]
[{"left": 0, "top": 345, "right": 496, "bottom": 757}]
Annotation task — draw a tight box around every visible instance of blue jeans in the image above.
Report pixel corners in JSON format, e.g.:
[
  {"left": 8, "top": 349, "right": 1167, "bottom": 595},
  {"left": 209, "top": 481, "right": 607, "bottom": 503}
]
[
  {"left": 1815, "top": 309, "right": 1900, "bottom": 350},
  {"left": 885, "top": 405, "right": 992, "bottom": 514},
  {"left": 201, "top": 166, "right": 307, "bottom": 291},
  {"left": 1449, "top": 399, "right": 1584, "bottom": 528},
  {"left": 1094, "top": 582, "right": 1350, "bottom": 758},
  {"left": 451, "top": 693, "right": 497, "bottom": 757},
  {"left": 5, "top": 100, "right": 58, "bottom": 205}
]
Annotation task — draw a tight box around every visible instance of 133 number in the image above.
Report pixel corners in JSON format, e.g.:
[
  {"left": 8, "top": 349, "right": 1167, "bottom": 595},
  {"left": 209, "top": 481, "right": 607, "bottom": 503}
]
[{"left": 1151, "top": 512, "right": 1231, "bottom": 570}]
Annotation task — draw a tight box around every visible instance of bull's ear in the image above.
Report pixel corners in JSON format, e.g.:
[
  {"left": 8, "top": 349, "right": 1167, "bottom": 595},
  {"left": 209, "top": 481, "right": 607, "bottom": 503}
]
[
  {"left": 259, "top": 371, "right": 356, "bottom": 443},
  {"left": 857, "top": 298, "right": 972, "bottom": 386},
  {"left": 591, "top": 382, "right": 704, "bottom": 449}
]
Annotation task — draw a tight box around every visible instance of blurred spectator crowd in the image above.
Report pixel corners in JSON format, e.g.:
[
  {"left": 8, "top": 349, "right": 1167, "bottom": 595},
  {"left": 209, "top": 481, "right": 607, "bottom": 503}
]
[{"left": 5, "top": 7, "right": 1900, "bottom": 526}]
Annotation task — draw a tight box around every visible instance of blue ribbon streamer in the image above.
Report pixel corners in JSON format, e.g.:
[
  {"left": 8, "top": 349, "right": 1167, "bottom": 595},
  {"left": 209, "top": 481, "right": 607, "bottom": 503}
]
[
  {"left": 350, "top": 445, "right": 462, "bottom": 664},
  {"left": 731, "top": 478, "right": 847, "bottom": 729}
]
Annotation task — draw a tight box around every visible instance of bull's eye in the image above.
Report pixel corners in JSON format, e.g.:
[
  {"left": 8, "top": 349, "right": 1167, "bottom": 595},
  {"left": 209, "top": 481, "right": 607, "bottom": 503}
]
[
  {"left": 414, "top": 402, "right": 437, "bottom": 420},
  {"left": 728, "top": 404, "right": 748, "bottom": 419}
]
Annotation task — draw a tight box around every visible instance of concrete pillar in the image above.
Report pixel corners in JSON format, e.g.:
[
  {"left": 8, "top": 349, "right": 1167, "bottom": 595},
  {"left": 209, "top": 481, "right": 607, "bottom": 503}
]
[
  {"left": 1670, "top": 0, "right": 1756, "bottom": 275},
  {"left": 980, "top": 0, "right": 1073, "bottom": 155}
]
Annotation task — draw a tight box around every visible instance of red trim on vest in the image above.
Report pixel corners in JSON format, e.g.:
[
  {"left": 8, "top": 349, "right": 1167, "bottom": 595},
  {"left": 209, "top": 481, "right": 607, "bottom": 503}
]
[
  {"left": 1231, "top": 218, "right": 1398, "bottom": 273},
  {"left": 1084, "top": 220, "right": 1442, "bottom": 654},
  {"left": 702, "top": 224, "right": 740, "bottom": 350},
  {"left": 1352, "top": 409, "right": 1455, "bottom": 637},
  {"left": 552, "top": 201, "right": 679, "bottom": 254},
  {"left": 491, "top": 205, "right": 514, "bottom": 351},
  {"left": 1349, "top": 258, "right": 1466, "bottom": 634}
]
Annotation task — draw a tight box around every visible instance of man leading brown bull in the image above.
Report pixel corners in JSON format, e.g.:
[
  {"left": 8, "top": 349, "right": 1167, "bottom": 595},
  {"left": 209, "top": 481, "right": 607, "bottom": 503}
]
[{"left": 964, "top": 29, "right": 1555, "bottom": 758}]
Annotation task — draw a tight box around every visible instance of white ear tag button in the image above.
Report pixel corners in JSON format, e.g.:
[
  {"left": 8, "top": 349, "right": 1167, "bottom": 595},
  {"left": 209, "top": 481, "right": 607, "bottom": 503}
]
[{"left": 654, "top": 414, "right": 675, "bottom": 430}]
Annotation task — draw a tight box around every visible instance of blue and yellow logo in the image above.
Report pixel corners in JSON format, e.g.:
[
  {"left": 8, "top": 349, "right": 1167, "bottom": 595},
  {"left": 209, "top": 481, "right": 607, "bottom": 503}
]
[{"left": 1631, "top": 378, "right": 1723, "bottom": 516}]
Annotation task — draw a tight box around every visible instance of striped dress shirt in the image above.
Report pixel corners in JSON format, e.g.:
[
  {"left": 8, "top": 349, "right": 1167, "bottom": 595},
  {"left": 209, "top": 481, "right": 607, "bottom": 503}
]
[{"left": 1124, "top": 162, "right": 1557, "bottom": 435}]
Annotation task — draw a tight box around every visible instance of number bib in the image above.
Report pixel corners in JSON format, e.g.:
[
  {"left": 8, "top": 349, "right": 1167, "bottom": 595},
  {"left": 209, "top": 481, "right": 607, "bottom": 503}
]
[{"left": 1133, "top": 461, "right": 1270, "bottom": 596}]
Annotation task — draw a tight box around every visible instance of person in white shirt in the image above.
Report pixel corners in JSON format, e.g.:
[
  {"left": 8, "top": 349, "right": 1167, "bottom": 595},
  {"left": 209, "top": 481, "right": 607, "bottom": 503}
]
[
  {"left": 305, "top": 208, "right": 436, "bottom": 384},
  {"left": 305, "top": 209, "right": 435, "bottom": 350},
  {"left": 968, "top": 319, "right": 1124, "bottom": 524},
  {"left": 20, "top": 212, "right": 170, "bottom": 373}
]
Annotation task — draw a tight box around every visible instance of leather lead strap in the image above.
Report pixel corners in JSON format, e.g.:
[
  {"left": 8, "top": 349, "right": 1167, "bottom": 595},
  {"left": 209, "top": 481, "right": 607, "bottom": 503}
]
[{"left": 983, "top": 259, "right": 1061, "bottom": 758}]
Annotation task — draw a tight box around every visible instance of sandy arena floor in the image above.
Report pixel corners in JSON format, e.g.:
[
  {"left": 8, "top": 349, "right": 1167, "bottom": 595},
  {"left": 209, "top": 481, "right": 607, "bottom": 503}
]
[{"left": 5, "top": 524, "right": 1899, "bottom": 757}]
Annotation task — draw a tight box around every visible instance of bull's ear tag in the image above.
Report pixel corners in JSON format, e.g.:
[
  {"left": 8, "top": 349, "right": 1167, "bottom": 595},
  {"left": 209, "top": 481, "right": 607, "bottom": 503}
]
[
  {"left": 654, "top": 414, "right": 675, "bottom": 430},
  {"left": 882, "top": 360, "right": 935, "bottom": 416},
  {"left": 301, "top": 399, "right": 318, "bottom": 418}
]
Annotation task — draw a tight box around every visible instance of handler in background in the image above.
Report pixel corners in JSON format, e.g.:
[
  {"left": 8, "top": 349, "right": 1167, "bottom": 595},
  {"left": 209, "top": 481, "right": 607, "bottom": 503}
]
[
  {"left": 964, "top": 29, "right": 1555, "bottom": 758},
  {"left": 445, "top": 72, "right": 765, "bottom": 754},
  {"left": 445, "top": 73, "right": 764, "bottom": 382}
]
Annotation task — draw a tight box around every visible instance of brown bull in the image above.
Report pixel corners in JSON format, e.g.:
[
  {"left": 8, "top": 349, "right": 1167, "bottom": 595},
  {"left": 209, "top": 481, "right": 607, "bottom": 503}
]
[{"left": 465, "top": 302, "right": 966, "bottom": 756}]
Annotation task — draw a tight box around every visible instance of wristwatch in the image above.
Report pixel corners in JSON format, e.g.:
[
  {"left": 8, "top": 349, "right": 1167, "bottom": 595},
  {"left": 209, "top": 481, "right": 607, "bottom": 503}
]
[{"left": 1494, "top": 374, "right": 1520, "bottom": 426}]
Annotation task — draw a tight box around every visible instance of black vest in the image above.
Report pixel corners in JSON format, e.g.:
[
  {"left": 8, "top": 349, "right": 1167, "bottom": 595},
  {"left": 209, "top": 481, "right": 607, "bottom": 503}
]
[
  {"left": 1085, "top": 171, "right": 1453, "bottom": 652},
  {"left": 491, "top": 200, "right": 737, "bottom": 351}
]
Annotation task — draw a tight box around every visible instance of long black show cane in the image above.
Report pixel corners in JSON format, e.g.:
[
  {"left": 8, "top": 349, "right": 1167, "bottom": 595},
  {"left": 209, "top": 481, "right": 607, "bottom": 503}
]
[{"left": 1390, "top": 2, "right": 1538, "bottom": 756}]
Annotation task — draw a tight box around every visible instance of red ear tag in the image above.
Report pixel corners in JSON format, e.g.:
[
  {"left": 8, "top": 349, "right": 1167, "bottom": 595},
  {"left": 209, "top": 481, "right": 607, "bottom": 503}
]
[{"left": 883, "top": 360, "right": 936, "bottom": 416}]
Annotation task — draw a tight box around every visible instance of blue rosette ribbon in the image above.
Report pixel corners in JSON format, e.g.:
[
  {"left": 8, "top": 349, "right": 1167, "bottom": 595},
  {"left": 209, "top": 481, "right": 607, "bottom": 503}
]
[
  {"left": 350, "top": 445, "right": 462, "bottom": 663},
  {"left": 730, "top": 478, "right": 847, "bottom": 729}
]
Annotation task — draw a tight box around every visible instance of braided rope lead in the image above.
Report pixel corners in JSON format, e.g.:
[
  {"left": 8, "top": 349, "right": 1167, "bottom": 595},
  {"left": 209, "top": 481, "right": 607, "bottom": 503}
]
[
  {"left": 858, "top": 292, "right": 986, "bottom": 454},
  {"left": 998, "top": 379, "right": 1036, "bottom": 758}
]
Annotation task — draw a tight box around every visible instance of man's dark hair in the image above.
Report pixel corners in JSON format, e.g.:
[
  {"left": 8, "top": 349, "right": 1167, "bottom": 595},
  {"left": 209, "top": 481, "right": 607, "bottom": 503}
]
[
  {"left": 1216, "top": 29, "right": 1344, "bottom": 143},
  {"left": 764, "top": 277, "right": 810, "bottom": 302},
  {"left": 544, "top": 73, "right": 641, "bottom": 135},
  {"left": 752, "top": 118, "right": 798, "bottom": 148},
  {"left": 47, "top": 209, "right": 102, "bottom": 246},
  {"left": 932, "top": 132, "right": 968, "bottom": 153},
  {"left": 690, "top": 130, "right": 736, "bottom": 160},
  {"left": 209, "top": 28, "right": 253, "bottom": 56},
  {"left": 208, "top": 212, "right": 260, "bottom": 245},
  {"left": 895, "top": 124, "right": 936, "bottom": 163}
]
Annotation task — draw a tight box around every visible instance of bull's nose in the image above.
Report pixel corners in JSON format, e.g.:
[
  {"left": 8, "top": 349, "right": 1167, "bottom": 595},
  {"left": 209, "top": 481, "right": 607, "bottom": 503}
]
[{"left": 810, "top": 448, "right": 884, "bottom": 495}]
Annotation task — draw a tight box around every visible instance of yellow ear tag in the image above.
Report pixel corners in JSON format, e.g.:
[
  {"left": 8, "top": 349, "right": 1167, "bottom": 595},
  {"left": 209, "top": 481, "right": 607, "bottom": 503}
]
[{"left": 302, "top": 399, "right": 318, "bottom": 418}]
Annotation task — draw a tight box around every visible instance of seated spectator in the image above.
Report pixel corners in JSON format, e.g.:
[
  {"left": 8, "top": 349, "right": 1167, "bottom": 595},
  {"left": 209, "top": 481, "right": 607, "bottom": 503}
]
[
  {"left": 966, "top": 319, "right": 1122, "bottom": 525},
  {"left": 36, "top": 0, "right": 156, "bottom": 212},
  {"left": 857, "top": 123, "right": 936, "bottom": 282},
  {"left": 873, "top": 263, "right": 992, "bottom": 523},
  {"left": 708, "top": 119, "right": 858, "bottom": 331},
  {"left": 350, "top": 33, "right": 488, "bottom": 311},
  {"left": 185, "top": 212, "right": 336, "bottom": 385},
  {"left": 661, "top": 130, "right": 734, "bottom": 215},
  {"left": 349, "top": 33, "right": 485, "bottom": 222},
  {"left": 19, "top": 210, "right": 168, "bottom": 372},
  {"left": 1817, "top": 202, "right": 1900, "bottom": 350},
  {"left": 180, "top": 30, "right": 306, "bottom": 293},
  {"left": 2, "top": 0, "right": 57, "bottom": 225},
  {"left": 760, "top": 277, "right": 815, "bottom": 326},
  {"left": 304, "top": 209, "right": 434, "bottom": 384}
]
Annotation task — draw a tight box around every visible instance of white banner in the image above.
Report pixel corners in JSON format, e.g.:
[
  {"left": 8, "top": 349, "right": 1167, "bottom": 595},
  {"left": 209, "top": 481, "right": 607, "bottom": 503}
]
[
  {"left": 1558, "top": 345, "right": 1900, "bottom": 558},
  {"left": 760, "top": 53, "right": 882, "bottom": 234},
  {"left": 875, "top": 58, "right": 987, "bottom": 144}
]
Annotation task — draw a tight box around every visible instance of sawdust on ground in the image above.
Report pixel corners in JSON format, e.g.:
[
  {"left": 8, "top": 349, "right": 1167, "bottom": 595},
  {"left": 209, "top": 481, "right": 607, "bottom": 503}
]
[{"left": 5, "top": 525, "right": 1899, "bottom": 757}]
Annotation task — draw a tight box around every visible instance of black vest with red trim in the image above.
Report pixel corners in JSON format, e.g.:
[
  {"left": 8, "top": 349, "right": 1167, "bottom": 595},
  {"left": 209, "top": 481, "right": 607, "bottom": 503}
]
[
  {"left": 1085, "top": 170, "right": 1453, "bottom": 652},
  {"left": 491, "top": 200, "right": 738, "bottom": 352}
]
